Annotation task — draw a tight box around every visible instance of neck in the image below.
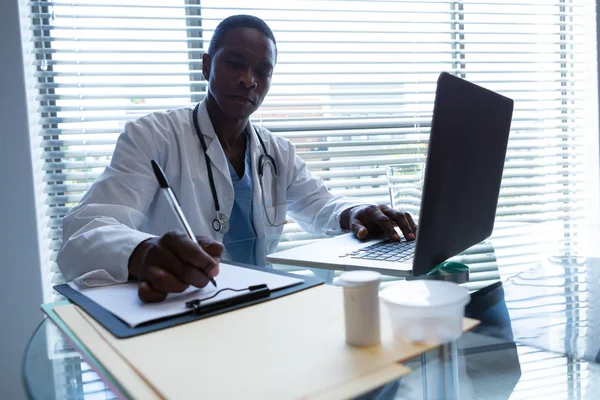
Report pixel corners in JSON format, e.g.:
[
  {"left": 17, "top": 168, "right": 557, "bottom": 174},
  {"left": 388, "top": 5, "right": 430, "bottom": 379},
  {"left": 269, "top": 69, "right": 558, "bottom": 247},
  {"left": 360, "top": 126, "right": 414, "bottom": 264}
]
[{"left": 205, "top": 94, "right": 249, "bottom": 150}]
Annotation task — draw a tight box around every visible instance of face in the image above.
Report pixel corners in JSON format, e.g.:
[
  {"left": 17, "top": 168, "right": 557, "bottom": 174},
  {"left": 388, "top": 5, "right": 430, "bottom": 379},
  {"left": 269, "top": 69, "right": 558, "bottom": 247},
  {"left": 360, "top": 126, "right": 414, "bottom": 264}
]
[{"left": 202, "top": 27, "right": 276, "bottom": 120}]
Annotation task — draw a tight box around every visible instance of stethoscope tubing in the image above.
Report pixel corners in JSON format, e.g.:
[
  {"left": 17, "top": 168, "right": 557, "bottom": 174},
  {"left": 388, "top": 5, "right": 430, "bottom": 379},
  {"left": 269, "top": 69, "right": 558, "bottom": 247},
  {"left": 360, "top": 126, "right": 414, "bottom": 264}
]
[{"left": 192, "top": 103, "right": 283, "bottom": 232}]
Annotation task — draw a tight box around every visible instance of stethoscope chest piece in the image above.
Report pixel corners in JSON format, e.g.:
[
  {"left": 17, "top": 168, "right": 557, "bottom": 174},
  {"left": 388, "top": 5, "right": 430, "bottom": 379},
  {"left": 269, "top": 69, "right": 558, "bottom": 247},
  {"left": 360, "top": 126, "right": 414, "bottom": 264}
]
[{"left": 212, "top": 213, "right": 230, "bottom": 233}]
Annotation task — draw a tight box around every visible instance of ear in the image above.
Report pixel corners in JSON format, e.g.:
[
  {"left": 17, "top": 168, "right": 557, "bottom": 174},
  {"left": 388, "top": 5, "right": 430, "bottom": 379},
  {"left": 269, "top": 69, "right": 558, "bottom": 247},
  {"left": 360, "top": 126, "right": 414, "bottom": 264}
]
[{"left": 202, "top": 53, "right": 211, "bottom": 81}]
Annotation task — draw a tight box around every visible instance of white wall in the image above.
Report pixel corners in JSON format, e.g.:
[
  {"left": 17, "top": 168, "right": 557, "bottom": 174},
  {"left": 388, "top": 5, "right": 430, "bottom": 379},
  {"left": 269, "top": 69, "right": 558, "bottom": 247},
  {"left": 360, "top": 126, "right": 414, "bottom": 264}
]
[{"left": 0, "top": 0, "right": 45, "bottom": 399}]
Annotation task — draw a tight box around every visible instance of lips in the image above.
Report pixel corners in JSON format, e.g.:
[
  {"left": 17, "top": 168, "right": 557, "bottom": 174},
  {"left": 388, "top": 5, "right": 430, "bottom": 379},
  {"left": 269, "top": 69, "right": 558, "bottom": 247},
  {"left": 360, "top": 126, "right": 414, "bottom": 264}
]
[{"left": 229, "top": 95, "right": 254, "bottom": 105}]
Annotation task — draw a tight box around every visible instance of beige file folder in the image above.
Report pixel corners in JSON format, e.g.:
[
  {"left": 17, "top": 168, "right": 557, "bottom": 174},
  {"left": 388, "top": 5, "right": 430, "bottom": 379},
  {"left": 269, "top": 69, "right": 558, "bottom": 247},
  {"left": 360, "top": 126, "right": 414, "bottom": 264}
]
[{"left": 51, "top": 284, "right": 478, "bottom": 400}]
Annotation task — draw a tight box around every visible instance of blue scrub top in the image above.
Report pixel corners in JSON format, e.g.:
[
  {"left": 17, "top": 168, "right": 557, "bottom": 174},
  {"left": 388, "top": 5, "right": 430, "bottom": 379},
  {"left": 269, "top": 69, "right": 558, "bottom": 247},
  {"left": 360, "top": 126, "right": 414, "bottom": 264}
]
[{"left": 223, "top": 136, "right": 257, "bottom": 263}]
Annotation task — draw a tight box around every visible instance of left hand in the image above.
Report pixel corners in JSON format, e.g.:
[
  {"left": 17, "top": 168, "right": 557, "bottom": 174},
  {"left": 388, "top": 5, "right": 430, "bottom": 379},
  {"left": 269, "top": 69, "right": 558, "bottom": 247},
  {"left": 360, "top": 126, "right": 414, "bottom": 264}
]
[{"left": 340, "top": 205, "right": 417, "bottom": 241}]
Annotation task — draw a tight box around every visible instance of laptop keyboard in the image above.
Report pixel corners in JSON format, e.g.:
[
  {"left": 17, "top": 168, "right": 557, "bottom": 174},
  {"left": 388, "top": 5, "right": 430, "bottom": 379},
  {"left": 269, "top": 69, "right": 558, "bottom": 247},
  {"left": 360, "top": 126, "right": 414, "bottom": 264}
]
[{"left": 339, "top": 239, "right": 416, "bottom": 262}]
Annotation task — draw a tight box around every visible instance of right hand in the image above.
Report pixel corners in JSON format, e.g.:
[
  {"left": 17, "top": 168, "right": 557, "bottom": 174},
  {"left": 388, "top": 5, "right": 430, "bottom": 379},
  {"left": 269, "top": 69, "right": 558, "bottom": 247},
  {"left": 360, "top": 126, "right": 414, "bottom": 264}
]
[{"left": 128, "top": 232, "right": 223, "bottom": 303}]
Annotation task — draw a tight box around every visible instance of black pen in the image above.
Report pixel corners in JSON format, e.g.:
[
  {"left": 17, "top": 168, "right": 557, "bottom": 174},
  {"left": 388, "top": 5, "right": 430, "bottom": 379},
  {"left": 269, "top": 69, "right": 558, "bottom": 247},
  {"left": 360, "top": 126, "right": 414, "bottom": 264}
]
[{"left": 151, "top": 160, "right": 217, "bottom": 288}]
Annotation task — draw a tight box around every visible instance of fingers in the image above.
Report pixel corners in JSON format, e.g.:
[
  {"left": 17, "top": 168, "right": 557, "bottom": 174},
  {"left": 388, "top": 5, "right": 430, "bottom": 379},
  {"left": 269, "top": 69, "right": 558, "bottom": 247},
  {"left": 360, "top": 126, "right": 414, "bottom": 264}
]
[
  {"left": 207, "top": 264, "right": 220, "bottom": 278},
  {"left": 350, "top": 219, "right": 369, "bottom": 240},
  {"left": 141, "top": 264, "right": 189, "bottom": 293},
  {"left": 138, "top": 265, "right": 188, "bottom": 303},
  {"left": 160, "top": 232, "right": 219, "bottom": 276},
  {"left": 196, "top": 236, "right": 224, "bottom": 259},
  {"left": 347, "top": 205, "right": 418, "bottom": 242},
  {"left": 405, "top": 213, "right": 418, "bottom": 234},
  {"left": 195, "top": 236, "right": 222, "bottom": 279},
  {"left": 195, "top": 237, "right": 223, "bottom": 277},
  {"left": 136, "top": 232, "right": 224, "bottom": 303},
  {"left": 380, "top": 206, "right": 416, "bottom": 240},
  {"left": 350, "top": 205, "right": 399, "bottom": 241},
  {"left": 138, "top": 281, "right": 167, "bottom": 303},
  {"left": 145, "top": 243, "right": 211, "bottom": 288},
  {"left": 368, "top": 207, "right": 401, "bottom": 241}
]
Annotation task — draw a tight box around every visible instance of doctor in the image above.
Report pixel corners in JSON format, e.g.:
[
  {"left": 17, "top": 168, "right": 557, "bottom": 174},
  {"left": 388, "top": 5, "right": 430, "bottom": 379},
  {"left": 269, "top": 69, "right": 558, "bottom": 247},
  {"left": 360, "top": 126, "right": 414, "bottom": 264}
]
[{"left": 57, "top": 15, "right": 417, "bottom": 302}]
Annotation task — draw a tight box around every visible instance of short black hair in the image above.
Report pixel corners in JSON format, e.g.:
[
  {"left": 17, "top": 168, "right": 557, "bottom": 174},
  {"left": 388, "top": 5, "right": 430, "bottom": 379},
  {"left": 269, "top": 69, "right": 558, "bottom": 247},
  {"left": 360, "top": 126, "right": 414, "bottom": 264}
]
[{"left": 207, "top": 15, "right": 277, "bottom": 57}]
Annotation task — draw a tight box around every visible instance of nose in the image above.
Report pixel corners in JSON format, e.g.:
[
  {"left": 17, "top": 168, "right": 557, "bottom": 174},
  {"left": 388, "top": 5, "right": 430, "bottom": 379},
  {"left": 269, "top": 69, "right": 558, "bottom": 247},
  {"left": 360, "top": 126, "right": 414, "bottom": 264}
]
[{"left": 239, "top": 69, "right": 257, "bottom": 89}]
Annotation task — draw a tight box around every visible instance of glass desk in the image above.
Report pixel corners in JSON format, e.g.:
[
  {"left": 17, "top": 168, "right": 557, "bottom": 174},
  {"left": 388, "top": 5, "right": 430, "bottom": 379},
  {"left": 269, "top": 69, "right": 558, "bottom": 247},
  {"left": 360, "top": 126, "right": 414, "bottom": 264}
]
[{"left": 23, "top": 221, "right": 600, "bottom": 399}]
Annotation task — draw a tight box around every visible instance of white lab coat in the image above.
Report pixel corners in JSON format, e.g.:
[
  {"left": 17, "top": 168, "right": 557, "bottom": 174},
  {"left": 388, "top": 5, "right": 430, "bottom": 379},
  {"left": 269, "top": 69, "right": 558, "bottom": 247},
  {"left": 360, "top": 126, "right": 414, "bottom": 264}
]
[{"left": 58, "top": 100, "right": 364, "bottom": 286}]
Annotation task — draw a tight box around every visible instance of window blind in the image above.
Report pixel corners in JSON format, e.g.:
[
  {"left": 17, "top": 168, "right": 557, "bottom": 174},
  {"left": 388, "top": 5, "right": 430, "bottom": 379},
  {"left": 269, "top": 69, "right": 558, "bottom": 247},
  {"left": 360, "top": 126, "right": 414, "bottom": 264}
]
[{"left": 26, "top": 0, "right": 597, "bottom": 298}]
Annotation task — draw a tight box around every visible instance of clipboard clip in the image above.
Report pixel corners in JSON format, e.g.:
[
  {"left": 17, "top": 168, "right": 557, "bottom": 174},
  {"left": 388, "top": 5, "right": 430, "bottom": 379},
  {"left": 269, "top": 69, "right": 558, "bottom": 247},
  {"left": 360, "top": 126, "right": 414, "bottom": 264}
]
[
  {"left": 185, "top": 284, "right": 271, "bottom": 315},
  {"left": 185, "top": 299, "right": 203, "bottom": 313}
]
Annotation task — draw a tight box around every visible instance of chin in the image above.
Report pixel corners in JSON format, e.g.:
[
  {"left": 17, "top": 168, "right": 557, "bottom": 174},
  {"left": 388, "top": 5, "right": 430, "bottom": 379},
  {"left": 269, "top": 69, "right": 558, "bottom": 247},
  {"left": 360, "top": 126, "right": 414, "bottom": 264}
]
[{"left": 223, "top": 105, "right": 258, "bottom": 120}]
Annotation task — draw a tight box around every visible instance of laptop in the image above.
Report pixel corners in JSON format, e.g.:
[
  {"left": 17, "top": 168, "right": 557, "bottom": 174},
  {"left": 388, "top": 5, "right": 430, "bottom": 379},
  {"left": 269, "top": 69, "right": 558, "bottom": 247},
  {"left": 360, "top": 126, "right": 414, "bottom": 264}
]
[{"left": 267, "top": 72, "right": 514, "bottom": 277}]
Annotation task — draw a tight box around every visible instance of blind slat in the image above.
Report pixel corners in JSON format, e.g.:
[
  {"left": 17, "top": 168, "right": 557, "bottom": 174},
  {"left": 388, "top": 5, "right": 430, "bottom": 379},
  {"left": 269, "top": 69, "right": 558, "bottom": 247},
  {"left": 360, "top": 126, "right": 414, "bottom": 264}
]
[
  {"left": 29, "top": 9, "right": 584, "bottom": 17},
  {"left": 37, "top": 103, "right": 586, "bottom": 113},
  {"left": 32, "top": 23, "right": 586, "bottom": 33},
  {"left": 42, "top": 146, "right": 587, "bottom": 160},
  {"left": 30, "top": 1, "right": 584, "bottom": 9},
  {"left": 41, "top": 157, "right": 588, "bottom": 172},
  {"left": 41, "top": 133, "right": 587, "bottom": 148},
  {"left": 36, "top": 114, "right": 586, "bottom": 124},
  {"left": 33, "top": 37, "right": 586, "bottom": 45},
  {"left": 31, "top": 48, "right": 585, "bottom": 55}
]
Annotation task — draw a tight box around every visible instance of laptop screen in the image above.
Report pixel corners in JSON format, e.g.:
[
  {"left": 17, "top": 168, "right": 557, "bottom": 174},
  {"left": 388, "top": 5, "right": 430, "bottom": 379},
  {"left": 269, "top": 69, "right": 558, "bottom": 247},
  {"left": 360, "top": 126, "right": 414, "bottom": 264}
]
[{"left": 412, "top": 72, "right": 514, "bottom": 276}]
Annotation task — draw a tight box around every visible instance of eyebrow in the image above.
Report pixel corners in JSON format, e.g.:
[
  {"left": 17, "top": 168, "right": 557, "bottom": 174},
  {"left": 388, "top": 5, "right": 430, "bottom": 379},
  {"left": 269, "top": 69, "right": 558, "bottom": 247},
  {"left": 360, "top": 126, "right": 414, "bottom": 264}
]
[
  {"left": 258, "top": 62, "right": 275, "bottom": 72},
  {"left": 222, "top": 50, "right": 246, "bottom": 60},
  {"left": 222, "top": 50, "right": 274, "bottom": 69}
]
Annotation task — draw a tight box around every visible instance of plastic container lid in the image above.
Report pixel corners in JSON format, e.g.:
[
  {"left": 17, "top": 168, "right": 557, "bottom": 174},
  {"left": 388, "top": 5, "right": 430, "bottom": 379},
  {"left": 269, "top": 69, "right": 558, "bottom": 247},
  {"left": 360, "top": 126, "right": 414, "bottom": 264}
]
[
  {"left": 338, "top": 271, "right": 382, "bottom": 287},
  {"left": 379, "top": 280, "right": 470, "bottom": 308}
]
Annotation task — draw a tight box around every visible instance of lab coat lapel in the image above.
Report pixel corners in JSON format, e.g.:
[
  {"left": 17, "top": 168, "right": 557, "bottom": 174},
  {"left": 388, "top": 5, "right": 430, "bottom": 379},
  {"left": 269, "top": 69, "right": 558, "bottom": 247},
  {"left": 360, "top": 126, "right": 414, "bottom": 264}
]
[
  {"left": 196, "top": 100, "right": 233, "bottom": 188},
  {"left": 248, "top": 124, "right": 266, "bottom": 238}
]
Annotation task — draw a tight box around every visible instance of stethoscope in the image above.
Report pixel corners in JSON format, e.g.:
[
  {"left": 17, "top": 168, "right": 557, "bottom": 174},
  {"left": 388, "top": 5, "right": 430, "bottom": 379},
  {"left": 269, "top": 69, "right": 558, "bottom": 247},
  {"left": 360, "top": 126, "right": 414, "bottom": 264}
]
[{"left": 192, "top": 103, "right": 286, "bottom": 233}]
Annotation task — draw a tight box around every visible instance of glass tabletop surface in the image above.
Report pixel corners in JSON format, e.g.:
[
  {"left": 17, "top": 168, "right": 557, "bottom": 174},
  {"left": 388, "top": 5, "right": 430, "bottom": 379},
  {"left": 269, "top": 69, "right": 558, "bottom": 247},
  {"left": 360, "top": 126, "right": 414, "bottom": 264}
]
[{"left": 23, "top": 220, "right": 600, "bottom": 399}]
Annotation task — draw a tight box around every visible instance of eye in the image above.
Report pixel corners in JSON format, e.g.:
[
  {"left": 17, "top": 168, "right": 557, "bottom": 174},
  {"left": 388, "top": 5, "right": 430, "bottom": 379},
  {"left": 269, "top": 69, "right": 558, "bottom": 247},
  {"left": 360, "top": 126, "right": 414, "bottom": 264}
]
[{"left": 258, "top": 70, "right": 272, "bottom": 78}]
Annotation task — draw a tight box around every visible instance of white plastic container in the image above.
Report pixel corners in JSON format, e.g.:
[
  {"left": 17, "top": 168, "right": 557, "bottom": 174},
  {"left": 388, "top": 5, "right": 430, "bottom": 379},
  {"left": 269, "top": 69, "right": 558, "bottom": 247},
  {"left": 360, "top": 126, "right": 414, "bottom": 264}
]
[
  {"left": 335, "top": 270, "right": 382, "bottom": 347},
  {"left": 379, "top": 280, "right": 470, "bottom": 343}
]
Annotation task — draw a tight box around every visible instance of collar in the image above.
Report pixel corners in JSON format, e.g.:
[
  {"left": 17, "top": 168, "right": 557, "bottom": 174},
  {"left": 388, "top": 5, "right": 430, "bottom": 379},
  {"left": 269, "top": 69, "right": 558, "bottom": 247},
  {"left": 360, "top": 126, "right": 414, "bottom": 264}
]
[{"left": 197, "top": 99, "right": 261, "bottom": 153}]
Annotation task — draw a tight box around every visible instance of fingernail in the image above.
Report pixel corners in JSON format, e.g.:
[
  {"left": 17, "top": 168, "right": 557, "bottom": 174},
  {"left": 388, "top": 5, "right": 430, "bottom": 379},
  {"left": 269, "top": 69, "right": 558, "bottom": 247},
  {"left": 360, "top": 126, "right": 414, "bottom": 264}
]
[
  {"left": 408, "top": 233, "right": 416, "bottom": 240},
  {"left": 392, "top": 233, "right": 400, "bottom": 241}
]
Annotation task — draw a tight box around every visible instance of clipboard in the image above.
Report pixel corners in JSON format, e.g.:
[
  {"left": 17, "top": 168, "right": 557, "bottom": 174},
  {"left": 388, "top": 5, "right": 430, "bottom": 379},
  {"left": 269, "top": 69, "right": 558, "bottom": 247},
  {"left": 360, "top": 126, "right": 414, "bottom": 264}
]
[{"left": 54, "top": 262, "right": 323, "bottom": 338}]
